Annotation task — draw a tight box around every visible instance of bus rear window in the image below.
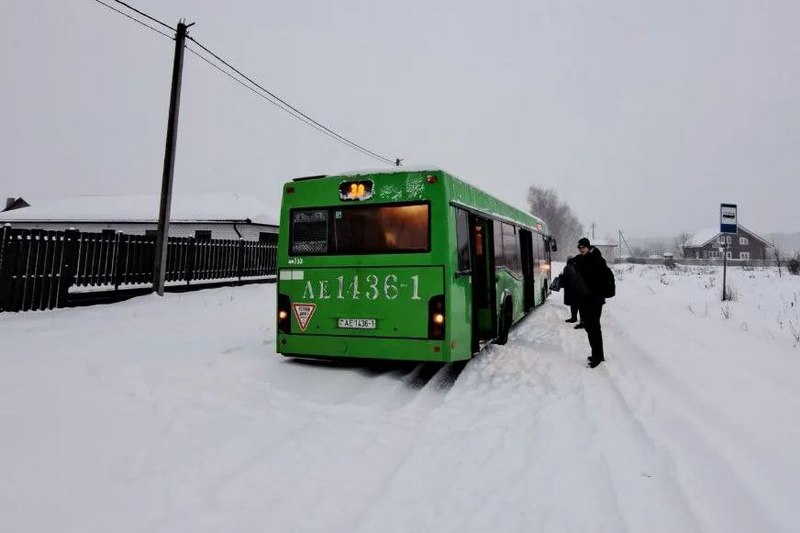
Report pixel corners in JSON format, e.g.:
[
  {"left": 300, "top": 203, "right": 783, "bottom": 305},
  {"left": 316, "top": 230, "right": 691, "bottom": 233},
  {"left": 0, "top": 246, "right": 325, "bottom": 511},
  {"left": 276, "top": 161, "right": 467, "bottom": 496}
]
[
  {"left": 291, "top": 209, "right": 328, "bottom": 254},
  {"left": 290, "top": 203, "right": 429, "bottom": 255}
]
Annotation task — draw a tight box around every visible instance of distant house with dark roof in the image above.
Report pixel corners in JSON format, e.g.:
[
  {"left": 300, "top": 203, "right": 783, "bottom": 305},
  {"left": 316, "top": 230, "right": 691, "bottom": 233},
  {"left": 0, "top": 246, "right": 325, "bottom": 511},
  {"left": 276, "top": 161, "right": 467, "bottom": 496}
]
[
  {"left": 2, "top": 197, "right": 30, "bottom": 212},
  {"left": 682, "top": 225, "right": 773, "bottom": 260},
  {"left": 0, "top": 193, "right": 278, "bottom": 241}
]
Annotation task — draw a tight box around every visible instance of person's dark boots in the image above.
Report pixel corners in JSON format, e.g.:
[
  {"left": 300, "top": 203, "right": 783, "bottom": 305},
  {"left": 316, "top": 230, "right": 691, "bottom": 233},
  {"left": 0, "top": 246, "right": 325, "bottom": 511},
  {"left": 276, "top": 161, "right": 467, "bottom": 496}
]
[
  {"left": 587, "top": 357, "right": 604, "bottom": 368},
  {"left": 574, "top": 322, "right": 585, "bottom": 329},
  {"left": 565, "top": 318, "right": 578, "bottom": 323}
]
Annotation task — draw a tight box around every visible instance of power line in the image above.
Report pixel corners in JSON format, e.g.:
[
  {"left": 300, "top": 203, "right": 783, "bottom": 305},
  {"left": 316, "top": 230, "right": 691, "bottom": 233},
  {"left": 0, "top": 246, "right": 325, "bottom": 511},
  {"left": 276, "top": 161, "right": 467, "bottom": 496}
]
[
  {"left": 187, "top": 36, "right": 395, "bottom": 165},
  {"left": 88, "top": 0, "right": 398, "bottom": 166},
  {"left": 185, "top": 45, "right": 390, "bottom": 161},
  {"left": 106, "top": 0, "right": 175, "bottom": 33},
  {"left": 90, "top": 0, "right": 173, "bottom": 40}
]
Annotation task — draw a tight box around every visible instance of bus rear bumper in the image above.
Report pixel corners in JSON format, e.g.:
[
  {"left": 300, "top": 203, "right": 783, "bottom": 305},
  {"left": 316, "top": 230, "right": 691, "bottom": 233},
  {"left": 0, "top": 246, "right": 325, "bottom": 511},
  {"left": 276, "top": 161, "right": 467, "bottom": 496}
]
[{"left": 276, "top": 334, "right": 467, "bottom": 363}]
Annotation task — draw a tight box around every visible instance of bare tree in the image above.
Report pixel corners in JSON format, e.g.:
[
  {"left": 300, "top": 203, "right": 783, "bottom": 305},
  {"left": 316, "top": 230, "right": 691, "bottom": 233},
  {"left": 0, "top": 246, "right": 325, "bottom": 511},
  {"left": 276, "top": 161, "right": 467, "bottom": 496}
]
[
  {"left": 774, "top": 246, "right": 784, "bottom": 277},
  {"left": 527, "top": 185, "right": 584, "bottom": 260},
  {"left": 674, "top": 231, "right": 692, "bottom": 258}
]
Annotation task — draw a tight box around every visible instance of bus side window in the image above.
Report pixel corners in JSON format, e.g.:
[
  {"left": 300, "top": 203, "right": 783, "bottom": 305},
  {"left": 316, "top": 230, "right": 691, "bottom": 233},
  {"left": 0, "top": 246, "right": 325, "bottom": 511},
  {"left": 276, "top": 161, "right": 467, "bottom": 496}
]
[
  {"left": 455, "top": 207, "right": 471, "bottom": 273},
  {"left": 533, "top": 235, "right": 543, "bottom": 270},
  {"left": 506, "top": 223, "right": 521, "bottom": 275},
  {"left": 494, "top": 222, "right": 504, "bottom": 269},
  {"left": 501, "top": 222, "right": 521, "bottom": 276}
]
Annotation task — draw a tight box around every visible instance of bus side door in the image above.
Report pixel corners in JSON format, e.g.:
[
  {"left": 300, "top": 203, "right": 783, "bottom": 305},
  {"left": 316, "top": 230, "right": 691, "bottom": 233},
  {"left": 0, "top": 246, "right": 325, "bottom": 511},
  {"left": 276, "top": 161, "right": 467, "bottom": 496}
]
[
  {"left": 519, "top": 229, "right": 535, "bottom": 311},
  {"left": 469, "top": 214, "right": 496, "bottom": 351}
]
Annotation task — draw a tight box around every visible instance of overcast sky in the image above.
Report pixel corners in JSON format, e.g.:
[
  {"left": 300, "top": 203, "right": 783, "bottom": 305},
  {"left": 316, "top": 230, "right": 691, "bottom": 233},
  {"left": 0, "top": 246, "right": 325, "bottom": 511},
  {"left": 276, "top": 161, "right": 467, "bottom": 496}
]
[{"left": 2, "top": 0, "right": 798, "bottom": 238}]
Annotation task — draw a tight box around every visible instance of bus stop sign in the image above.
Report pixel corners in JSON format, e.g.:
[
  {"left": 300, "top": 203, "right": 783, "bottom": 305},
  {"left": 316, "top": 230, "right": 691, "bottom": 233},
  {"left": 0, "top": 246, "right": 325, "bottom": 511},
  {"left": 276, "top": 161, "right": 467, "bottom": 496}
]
[{"left": 720, "top": 203, "right": 738, "bottom": 234}]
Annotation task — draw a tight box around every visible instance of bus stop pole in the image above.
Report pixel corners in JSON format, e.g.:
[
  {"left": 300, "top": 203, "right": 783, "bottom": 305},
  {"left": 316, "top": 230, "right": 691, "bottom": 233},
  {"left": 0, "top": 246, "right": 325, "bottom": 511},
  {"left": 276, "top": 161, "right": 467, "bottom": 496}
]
[
  {"left": 722, "top": 242, "right": 728, "bottom": 301},
  {"left": 154, "top": 21, "right": 192, "bottom": 296}
]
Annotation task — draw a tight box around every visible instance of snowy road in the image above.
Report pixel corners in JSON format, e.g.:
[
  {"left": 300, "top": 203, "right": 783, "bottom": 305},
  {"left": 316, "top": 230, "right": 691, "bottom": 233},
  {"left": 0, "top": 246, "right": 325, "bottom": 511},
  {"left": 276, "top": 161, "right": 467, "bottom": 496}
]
[{"left": 2, "top": 265, "right": 799, "bottom": 532}]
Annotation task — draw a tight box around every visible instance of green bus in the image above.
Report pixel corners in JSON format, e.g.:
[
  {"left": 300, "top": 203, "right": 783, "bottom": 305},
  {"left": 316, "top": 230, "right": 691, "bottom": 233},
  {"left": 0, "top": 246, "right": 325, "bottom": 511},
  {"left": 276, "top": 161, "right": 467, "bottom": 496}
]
[{"left": 276, "top": 168, "right": 555, "bottom": 362}]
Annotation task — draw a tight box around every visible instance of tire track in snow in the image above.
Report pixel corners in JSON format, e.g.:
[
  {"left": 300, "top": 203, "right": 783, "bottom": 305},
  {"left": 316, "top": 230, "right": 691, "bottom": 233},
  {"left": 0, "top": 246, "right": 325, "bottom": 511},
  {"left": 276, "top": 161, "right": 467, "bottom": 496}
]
[
  {"left": 538, "top": 299, "right": 703, "bottom": 533},
  {"left": 602, "top": 307, "right": 791, "bottom": 533},
  {"left": 313, "top": 362, "right": 476, "bottom": 533},
  {"left": 351, "top": 303, "right": 635, "bottom": 533},
  {"left": 178, "top": 359, "right": 468, "bottom": 533}
]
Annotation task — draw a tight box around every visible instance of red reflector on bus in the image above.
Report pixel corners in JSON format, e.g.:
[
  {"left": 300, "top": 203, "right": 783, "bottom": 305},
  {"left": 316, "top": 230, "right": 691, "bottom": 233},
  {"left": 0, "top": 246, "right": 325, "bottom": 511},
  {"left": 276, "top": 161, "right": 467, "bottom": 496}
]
[
  {"left": 426, "top": 175, "right": 437, "bottom": 184},
  {"left": 286, "top": 187, "right": 295, "bottom": 194}
]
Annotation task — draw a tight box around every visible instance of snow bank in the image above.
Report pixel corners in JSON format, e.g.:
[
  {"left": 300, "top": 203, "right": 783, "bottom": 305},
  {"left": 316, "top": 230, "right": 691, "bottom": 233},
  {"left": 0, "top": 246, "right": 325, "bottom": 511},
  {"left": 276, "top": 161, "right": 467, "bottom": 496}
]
[{"left": 2, "top": 265, "right": 799, "bottom": 532}]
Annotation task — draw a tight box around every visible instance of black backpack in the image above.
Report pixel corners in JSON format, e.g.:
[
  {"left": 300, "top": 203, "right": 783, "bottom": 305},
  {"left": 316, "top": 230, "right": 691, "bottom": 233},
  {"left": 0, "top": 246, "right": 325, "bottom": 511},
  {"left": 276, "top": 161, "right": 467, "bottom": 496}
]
[{"left": 602, "top": 264, "right": 616, "bottom": 298}]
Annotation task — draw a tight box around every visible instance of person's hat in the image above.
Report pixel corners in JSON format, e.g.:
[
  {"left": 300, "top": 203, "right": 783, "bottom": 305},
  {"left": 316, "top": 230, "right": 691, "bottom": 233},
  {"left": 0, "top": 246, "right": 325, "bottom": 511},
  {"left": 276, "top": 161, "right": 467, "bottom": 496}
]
[{"left": 577, "top": 237, "right": 591, "bottom": 248}]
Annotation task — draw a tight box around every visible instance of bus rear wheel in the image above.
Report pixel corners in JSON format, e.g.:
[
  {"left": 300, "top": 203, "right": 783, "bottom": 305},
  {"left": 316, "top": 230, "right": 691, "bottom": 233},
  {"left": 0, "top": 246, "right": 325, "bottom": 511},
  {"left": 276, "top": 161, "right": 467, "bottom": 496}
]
[{"left": 495, "top": 297, "right": 512, "bottom": 345}]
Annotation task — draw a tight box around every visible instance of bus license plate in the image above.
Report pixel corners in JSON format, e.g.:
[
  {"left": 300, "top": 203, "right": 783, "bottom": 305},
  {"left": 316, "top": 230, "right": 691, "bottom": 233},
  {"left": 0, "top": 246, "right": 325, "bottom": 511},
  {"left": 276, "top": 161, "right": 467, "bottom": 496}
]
[{"left": 338, "top": 318, "right": 376, "bottom": 329}]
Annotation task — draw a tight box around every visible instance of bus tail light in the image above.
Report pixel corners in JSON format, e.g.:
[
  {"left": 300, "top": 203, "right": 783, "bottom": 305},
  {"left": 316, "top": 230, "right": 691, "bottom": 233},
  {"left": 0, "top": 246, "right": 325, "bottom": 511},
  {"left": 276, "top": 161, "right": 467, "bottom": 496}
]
[
  {"left": 428, "top": 294, "right": 446, "bottom": 339},
  {"left": 278, "top": 293, "right": 291, "bottom": 333}
]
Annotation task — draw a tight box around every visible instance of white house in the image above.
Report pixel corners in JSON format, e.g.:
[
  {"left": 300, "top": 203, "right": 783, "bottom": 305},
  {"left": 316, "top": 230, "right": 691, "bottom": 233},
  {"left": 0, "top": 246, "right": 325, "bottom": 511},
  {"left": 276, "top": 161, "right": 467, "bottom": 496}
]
[
  {"left": 0, "top": 193, "right": 278, "bottom": 241},
  {"left": 591, "top": 239, "right": 619, "bottom": 262}
]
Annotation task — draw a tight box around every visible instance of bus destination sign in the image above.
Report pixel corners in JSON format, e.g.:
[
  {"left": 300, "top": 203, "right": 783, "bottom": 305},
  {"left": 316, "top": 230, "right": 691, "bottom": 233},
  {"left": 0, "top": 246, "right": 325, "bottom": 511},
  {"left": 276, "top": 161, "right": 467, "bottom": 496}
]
[{"left": 339, "top": 180, "right": 374, "bottom": 201}]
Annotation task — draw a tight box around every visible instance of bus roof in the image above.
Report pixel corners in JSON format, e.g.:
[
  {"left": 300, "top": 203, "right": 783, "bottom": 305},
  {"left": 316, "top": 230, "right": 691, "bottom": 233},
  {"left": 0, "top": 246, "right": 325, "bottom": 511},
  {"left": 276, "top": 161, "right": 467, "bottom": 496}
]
[{"left": 310, "top": 167, "right": 550, "bottom": 236}]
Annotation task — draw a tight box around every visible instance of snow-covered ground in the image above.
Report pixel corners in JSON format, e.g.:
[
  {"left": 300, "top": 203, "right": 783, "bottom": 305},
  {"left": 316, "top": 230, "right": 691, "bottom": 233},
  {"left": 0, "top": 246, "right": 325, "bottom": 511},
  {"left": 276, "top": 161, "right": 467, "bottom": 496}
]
[{"left": 2, "top": 264, "right": 799, "bottom": 533}]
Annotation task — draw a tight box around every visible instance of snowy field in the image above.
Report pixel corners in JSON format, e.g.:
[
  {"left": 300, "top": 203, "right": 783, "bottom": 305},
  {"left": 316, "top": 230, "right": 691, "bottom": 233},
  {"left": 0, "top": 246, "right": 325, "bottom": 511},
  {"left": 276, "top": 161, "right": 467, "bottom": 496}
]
[{"left": 2, "top": 264, "right": 800, "bottom": 533}]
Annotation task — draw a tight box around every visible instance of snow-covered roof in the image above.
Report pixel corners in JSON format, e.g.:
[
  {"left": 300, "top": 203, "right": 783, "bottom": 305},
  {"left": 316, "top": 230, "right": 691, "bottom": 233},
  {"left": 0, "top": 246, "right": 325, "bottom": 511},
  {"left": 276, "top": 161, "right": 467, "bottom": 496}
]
[
  {"left": 592, "top": 239, "right": 618, "bottom": 247},
  {"left": 683, "top": 225, "right": 774, "bottom": 248},
  {"left": 0, "top": 193, "right": 278, "bottom": 226},
  {"left": 683, "top": 227, "right": 720, "bottom": 247}
]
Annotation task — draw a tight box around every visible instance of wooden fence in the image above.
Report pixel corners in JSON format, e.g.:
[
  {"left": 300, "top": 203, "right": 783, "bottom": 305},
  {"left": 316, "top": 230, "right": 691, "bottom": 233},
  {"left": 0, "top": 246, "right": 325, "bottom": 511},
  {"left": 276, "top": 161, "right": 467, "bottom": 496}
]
[{"left": 0, "top": 226, "right": 277, "bottom": 312}]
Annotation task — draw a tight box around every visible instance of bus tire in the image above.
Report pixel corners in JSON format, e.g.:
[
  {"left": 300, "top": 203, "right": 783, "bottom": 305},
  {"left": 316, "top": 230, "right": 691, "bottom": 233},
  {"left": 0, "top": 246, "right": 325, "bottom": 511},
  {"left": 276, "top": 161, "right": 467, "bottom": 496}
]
[{"left": 495, "top": 297, "right": 512, "bottom": 345}]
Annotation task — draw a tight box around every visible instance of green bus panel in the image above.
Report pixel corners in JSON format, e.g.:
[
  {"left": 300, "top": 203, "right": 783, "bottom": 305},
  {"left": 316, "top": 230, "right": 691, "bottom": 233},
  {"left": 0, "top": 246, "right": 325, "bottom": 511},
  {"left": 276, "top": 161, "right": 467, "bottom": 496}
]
[
  {"left": 278, "top": 266, "right": 443, "bottom": 338},
  {"left": 278, "top": 335, "right": 451, "bottom": 363}
]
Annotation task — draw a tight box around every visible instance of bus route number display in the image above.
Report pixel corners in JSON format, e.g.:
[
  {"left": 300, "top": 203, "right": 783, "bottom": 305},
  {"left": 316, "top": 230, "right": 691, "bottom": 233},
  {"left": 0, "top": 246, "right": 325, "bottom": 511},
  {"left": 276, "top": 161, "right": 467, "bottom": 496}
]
[{"left": 339, "top": 180, "right": 374, "bottom": 201}]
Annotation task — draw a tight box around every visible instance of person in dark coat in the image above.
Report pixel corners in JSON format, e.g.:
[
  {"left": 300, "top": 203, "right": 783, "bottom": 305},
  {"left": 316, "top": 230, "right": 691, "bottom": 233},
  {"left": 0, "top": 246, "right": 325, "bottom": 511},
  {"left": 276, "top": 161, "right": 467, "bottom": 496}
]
[
  {"left": 561, "top": 256, "right": 584, "bottom": 328},
  {"left": 573, "top": 237, "right": 607, "bottom": 368}
]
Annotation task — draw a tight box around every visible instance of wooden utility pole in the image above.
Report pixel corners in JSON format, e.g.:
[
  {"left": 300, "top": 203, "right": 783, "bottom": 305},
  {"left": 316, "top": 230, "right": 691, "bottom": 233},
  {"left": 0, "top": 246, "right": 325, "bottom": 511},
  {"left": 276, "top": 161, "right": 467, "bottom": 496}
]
[{"left": 154, "top": 20, "right": 192, "bottom": 296}]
